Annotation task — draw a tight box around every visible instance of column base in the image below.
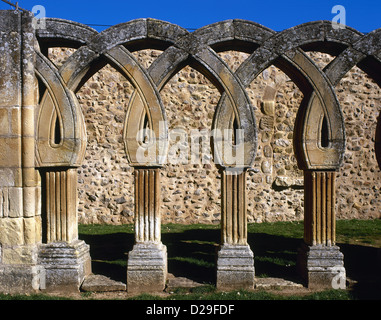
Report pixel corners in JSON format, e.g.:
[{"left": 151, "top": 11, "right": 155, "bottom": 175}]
[
  {"left": 38, "top": 240, "right": 91, "bottom": 293},
  {"left": 0, "top": 265, "right": 45, "bottom": 294},
  {"left": 216, "top": 244, "right": 255, "bottom": 291},
  {"left": 127, "top": 242, "right": 167, "bottom": 293},
  {"left": 297, "top": 243, "right": 346, "bottom": 289}
]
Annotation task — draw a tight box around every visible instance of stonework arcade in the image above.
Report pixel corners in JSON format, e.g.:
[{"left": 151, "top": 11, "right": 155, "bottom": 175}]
[{"left": 0, "top": 10, "right": 380, "bottom": 294}]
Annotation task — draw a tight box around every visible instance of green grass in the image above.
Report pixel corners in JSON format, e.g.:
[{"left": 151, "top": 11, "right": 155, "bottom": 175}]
[
  {"left": 77, "top": 219, "right": 380, "bottom": 300},
  {"left": 0, "top": 293, "right": 70, "bottom": 300},
  {"left": 128, "top": 287, "right": 352, "bottom": 300},
  {"left": 336, "top": 219, "right": 381, "bottom": 247},
  {"left": 1, "top": 219, "right": 380, "bottom": 300}
]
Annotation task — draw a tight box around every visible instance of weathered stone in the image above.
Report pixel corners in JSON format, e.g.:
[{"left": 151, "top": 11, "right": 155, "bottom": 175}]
[
  {"left": 216, "top": 244, "right": 255, "bottom": 291},
  {"left": 261, "top": 160, "right": 272, "bottom": 174},
  {"left": 2, "top": 245, "right": 38, "bottom": 265},
  {"left": 127, "top": 243, "right": 167, "bottom": 293},
  {"left": 274, "top": 176, "right": 293, "bottom": 187},
  {"left": 297, "top": 243, "right": 346, "bottom": 289},
  {"left": 0, "top": 265, "right": 45, "bottom": 294},
  {"left": 263, "top": 145, "right": 272, "bottom": 158},
  {"left": 262, "top": 101, "right": 275, "bottom": 116},
  {"left": 81, "top": 274, "right": 126, "bottom": 292},
  {"left": 0, "top": 217, "right": 24, "bottom": 246},
  {"left": 259, "top": 116, "right": 274, "bottom": 131},
  {"left": 43, "top": 169, "right": 79, "bottom": 243},
  {"left": 255, "top": 277, "right": 303, "bottom": 289},
  {"left": 38, "top": 240, "right": 91, "bottom": 293},
  {"left": 166, "top": 273, "right": 203, "bottom": 290},
  {"left": 51, "top": 46, "right": 380, "bottom": 227},
  {"left": 115, "top": 196, "right": 127, "bottom": 204}
]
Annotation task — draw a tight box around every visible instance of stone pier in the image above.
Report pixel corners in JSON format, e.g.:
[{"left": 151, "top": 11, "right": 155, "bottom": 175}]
[
  {"left": 217, "top": 168, "right": 255, "bottom": 290},
  {"left": 38, "top": 168, "right": 91, "bottom": 292},
  {"left": 127, "top": 167, "right": 167, "bottom": 293},
  {"left": 0, "top": 11, "right": 43, "bottom": 294},
  {"left": 297, "top": 171, "right": 346, "bottom": 289}
]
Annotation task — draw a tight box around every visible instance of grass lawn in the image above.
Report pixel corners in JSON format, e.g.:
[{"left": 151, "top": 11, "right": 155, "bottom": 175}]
[
  {"left": 76, "top": 219, "right": 380, "bottom": 300},
  {"left": 1, "top": 219, "right": 380, "bottom": 300}
]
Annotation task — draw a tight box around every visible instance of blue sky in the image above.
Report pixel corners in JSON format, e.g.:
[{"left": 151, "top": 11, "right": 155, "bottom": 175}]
[{"left": 0, "top": 0, "right": 379, "bottom": 33}]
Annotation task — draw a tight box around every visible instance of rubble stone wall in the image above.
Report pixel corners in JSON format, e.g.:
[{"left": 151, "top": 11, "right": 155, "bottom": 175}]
[{"left": 49, "top": 48, "right": 381, "bottom": 225}]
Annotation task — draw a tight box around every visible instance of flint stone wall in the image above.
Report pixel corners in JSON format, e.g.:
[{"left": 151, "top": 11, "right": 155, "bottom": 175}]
[{"left": 48, "top": 48, "right": 381, "bottom": 225}]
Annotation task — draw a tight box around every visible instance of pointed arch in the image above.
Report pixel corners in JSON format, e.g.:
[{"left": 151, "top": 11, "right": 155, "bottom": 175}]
[
  {"left": 212, "top": 21, "right": 348, "bottom": 170},
  {"left": 35, "top": 51, "right": 86, "bottom": 167}
]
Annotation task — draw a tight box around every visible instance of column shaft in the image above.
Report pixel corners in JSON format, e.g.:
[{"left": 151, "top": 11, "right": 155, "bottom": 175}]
[
  {"left": 44, "top": 168, "right": 78, "bottom": 243},
  {"left": 134, "top": 167, "right": 160, "bottom": 243},
  {"left": 221, "top": 169, "right": 247, "bottom": 245},
  {"left": 304, "top": 171, "right": 336, "bottom": 246}
]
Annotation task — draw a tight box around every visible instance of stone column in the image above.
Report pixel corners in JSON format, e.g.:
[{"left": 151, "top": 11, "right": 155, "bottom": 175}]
[
  {"left": 127, "top": 167, "right": 167, "bottom": 293},
  {"left": 297, "top": 170, "right": 346, "bottom": 289},
  {"left": 38, "top": 168, "right": 91, "bottom": 292},
  {"left": 0, "top": 11, "right": 45, "bottom": 294},
  {"left": 43, "top": 169, "right": 78, "bottom": 243},
  {"left": 216, "top": 168, "right": 255, "bottom": 290}
]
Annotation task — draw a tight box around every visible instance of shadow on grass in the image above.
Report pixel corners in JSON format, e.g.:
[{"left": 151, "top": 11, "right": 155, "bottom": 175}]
[
  {"left": 79, "top": 228, "right": 304, "bottom": 285},
  {"left": 162, "top": 229, "right": 220, "bottom": 284},
  {"left": 340, "top": 243, "right": 381, "bottom": 300},
  {"left": 248, "top": 233, "right": 302, "bottom": 282},
  {"left": 79, "top": 232, "right": 134, "bottom": 283},
  {"left": 79, "top": 227, "right": 381, "bottom": 299}
]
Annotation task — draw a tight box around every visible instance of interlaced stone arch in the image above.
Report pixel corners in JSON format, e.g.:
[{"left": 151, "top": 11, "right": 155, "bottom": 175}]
[
  {"left": 32, "top": 17, "right": 381, "bottom": 291},
  {"left": 0, "top": 10, "right": 380, "bottom": 293},
  {"left": 34, "top": 17, "right": 259, "bottom": 292},
  {"left": 35, "top": 51, "right": 87, "bottom": 167}
]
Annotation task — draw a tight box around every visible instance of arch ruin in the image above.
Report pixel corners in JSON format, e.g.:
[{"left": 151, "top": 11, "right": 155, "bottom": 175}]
[{"left": 0, "top": 10, "right": 380, "bottom": 293}]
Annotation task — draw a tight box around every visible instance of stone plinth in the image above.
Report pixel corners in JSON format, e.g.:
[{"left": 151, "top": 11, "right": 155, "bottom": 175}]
[
  {"left": 38, "top": 240, "right": 91, "bottom": 292},
  {"left": 0, "top": 265, "right": 45, "bottom": 294},
  {"left": 81, "top": 274, "right": 126, "bottom": 292},
  {"left": 127, "top": 243, "right": 167, "bottom": 293},
  {"left": 297, "top": 243, "right": 346, "bottom": 289},
  {"left": 216, "top": 244, "right": 255, "bottom": 291}
]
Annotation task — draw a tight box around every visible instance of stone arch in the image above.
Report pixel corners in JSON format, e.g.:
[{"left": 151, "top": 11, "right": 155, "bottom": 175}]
[
  {"left": 36, "top": 17, "right": 98, "bottom": 49},
  {"left": 58, "top": 19, "right": 259, "bottom": 168},
  {"left": 34, "top": 18, "right": 98, "bottom": 168},
  {"left": 117, "top": 20, "right": 261, "bottom": 290},
  {"left": 323, "top": 27, "right": 381, "bottom": 86},
  {"left": 35, "top": 19, "right": 181, "bottom": 293},
  {"left": 31, "top": 17, "right": 381, "bottom": 292},
  {"left": 321, "top": 28, "right": 381, "bottom": 169},
  {"left": 35, "top": 51, "right": 86, "bottom": 167},
  {"left": 231, "top": 21, "right": 381, "bottom": 170},
  {"left": 36, "top": 18, "right": 171, "bottom": 167},
  {"left": 5, "top": 8, "right": 381, "bottom": 293},
  {"left": 223, "top": 22, "right": 347, "bottom": 170},
  {"left": 56, "top": 31, "right": 170, "bottom": 167},
  {"left": 143, "top": 25, "right": 261, "bottom": 167},
  {"left": 203, "top": 21, "right": 349, "bottom": 288}
]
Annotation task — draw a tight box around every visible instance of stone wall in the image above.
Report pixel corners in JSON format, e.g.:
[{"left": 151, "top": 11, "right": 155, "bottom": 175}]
[{"left": 49, "top": 48, "right": 381, "bottom": 225}]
